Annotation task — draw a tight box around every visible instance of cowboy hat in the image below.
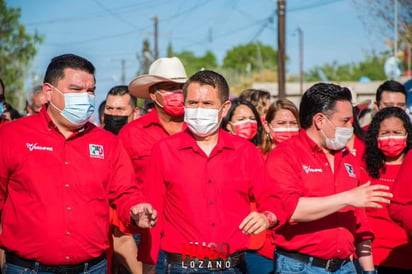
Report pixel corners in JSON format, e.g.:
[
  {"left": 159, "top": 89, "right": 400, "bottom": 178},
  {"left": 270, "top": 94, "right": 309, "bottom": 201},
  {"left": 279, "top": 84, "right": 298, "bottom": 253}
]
[{"left": 128, "top": 57, "right": 187, "bottom": 99}]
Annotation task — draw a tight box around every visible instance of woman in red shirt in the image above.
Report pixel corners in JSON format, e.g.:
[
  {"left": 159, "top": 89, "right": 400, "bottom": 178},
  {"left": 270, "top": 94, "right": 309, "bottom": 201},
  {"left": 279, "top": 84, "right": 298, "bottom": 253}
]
[{"left": 360, "top": 107, "right": 412, "bottom": 273}]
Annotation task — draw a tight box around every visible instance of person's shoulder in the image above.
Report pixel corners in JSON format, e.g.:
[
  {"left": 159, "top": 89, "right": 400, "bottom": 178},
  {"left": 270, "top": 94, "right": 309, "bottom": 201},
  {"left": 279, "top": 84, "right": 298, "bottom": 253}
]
[
  {"left": 119, "top": 113, "right": 155, "bottom": 136},
  {"left": 0, "top": 115, "right": 37, "bottom": 134}
]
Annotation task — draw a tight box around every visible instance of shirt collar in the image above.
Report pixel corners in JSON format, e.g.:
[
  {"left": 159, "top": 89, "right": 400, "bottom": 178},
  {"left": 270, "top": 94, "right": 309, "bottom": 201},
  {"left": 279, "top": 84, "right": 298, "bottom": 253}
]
[
  {"left": 39, "top": 106, "right": 94, "bottom": 136},
  {"left": 142, "top": 109, "right": 162, "bottom": 128},
  {"left": 300, "top": 129, "right": 349, "bottom": 155},
  {"left": 177, "top": 128, "right": 236, "bottom": 152}
]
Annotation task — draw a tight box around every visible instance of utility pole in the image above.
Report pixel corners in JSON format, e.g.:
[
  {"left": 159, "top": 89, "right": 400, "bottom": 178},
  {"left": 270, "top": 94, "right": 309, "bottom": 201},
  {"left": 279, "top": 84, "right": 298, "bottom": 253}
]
[
  {"left": 297, "top": 27, "right": 304, "bottom": 95},
  {"left": 121, "top": 59, "right": 126, "bottom": 85},
  {"left": 153, "top": 16, "right": 159, "bottom": 59},
  {"left": 394, "top": 0, "right": 398, "bottom": 57},
  {"left": 277, "top": 0, "right": 286, "bottom": 99}
]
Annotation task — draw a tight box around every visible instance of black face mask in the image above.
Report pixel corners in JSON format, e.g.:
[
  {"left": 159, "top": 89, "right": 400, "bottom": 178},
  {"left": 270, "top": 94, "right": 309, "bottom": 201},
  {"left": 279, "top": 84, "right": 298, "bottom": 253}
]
[{"left": 103, "top": 114, "right": 129, "bottom": 135}]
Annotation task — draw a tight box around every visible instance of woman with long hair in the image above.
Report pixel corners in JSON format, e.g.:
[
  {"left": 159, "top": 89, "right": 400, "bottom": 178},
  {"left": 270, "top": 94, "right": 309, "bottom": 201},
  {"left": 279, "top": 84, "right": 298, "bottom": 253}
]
[
  {"left": 361, "top": 107, "right": 412, "bottom": 273},
  {"left": 221, "top": 98, "right": 263, "bottom": 146}
]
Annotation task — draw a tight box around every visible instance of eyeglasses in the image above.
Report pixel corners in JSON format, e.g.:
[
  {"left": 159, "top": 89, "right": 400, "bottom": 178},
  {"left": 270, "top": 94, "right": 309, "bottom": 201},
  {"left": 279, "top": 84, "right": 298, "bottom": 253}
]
[{"left": 0, "top": 94, "right": 5, "bottom": 103}]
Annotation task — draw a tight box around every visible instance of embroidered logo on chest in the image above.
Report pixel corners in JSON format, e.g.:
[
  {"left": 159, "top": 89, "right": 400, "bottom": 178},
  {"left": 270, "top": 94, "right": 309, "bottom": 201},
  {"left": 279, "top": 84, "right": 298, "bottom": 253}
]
[
  {"left": 89, "top": 144, "right": 104, "bottom": 159},
  {"left": 302, "top": 164, "right": 323, "bottom": 174},
  {"left": 26, "top": 143, "right": 53, "bottom": 152},
  {"left": 344, "top": 163, "right": 356, "bottom": 178}
]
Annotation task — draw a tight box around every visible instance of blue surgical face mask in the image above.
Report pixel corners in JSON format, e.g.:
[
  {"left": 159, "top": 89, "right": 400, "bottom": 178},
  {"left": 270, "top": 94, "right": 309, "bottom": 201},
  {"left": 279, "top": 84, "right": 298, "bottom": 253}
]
[
  {"left": 50, "top": 85, "right": 95, "bottom": 126},
  {"left": 0, "top": 102, "right": 4, "bottom": 116}
]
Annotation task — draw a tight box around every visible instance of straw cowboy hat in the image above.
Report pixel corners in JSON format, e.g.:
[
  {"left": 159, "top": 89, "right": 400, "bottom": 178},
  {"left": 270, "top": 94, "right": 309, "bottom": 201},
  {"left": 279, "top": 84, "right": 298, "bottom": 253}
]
[{"left": 128, "top": 57, "right": 188, "bottom": 99}]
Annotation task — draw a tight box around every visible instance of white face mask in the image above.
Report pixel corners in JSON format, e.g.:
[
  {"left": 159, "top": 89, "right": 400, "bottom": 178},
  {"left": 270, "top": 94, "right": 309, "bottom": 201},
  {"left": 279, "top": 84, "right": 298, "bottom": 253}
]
[
  {"left": 184, "top": 107, "right": 221, "bottom": 137},
  {"left": 321, "top": 117, "right": 353, "bottom": 151}
]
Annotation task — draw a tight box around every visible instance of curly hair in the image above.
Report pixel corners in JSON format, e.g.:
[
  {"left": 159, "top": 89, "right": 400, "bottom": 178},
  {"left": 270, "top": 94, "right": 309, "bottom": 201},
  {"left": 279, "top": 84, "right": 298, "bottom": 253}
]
[{"left": 363, "top": 107, "right": 412, "bottom": 179}]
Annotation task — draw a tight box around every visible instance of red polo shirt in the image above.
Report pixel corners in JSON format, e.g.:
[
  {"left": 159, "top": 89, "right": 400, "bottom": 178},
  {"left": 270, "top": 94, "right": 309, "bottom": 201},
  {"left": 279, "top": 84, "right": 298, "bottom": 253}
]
[
  {"left": 118, "top": 109, "right": 186, "bottom": 263},
  {"left": 119, "top": 109, "right": 186, "bottom": 193},
  {"left": 147, "top": 129, "right": 285, "bottom": 262},
  {"left": 0, "top": 108, "right": 143, "bottom": 265},
  {"left": 266, "top": 130, "right": 373, "bottom": 260},
  {"left": 359, "top": 164, "right": 412, "bottom": 269},
  {"left": 389, "top": 150, "right": 412, "bottom": 237}
]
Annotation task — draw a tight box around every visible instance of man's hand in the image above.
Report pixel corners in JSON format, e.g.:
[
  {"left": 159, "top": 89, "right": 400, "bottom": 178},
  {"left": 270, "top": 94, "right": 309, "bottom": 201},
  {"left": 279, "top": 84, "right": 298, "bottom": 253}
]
[
  {"left": 130, "top": 203, "right": 157, "bottom": 228},
  {"left": 239, "top": 211, "right": 274, "bottom": 235},
  {"left": 346, "top": 182, "right": 393, "bottom": 209}
]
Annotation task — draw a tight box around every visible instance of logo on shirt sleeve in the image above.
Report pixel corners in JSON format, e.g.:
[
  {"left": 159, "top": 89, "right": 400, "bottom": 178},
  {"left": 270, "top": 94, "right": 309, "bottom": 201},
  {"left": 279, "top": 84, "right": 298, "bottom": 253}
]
[
  {"left": 89, "top": 144, "right": 104, "bottom": 159},
  {"left": 344, "top": 163, "right": 356, "bottom": 178}
]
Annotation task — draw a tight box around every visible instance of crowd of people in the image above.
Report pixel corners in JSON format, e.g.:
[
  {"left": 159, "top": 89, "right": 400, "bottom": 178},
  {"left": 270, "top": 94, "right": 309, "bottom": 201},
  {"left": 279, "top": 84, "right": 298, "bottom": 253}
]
[{"left": 0, "top": 54, "right": 411, "bottom": 274}]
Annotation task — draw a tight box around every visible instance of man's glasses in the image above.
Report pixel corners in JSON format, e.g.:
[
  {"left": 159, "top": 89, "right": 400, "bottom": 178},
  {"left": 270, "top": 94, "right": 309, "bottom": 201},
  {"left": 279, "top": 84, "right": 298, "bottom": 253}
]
[{"left": 0, "top": 94, "right": 4, "bottom": 102}]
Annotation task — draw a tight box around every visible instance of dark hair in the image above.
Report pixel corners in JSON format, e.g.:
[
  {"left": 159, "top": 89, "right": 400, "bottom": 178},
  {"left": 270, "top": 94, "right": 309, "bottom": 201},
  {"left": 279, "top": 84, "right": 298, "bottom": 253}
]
[
  {"left": 221, "top": 98, "right": 263, "bottom": 146},
  {"left": 363, "top": 107, "right": 412, "bottom": 179},
  {"left": 299, "top": 83, "right": 352, "bottom": 129},
  {"left": 352, "top": 107, "right": 366, "bottom": 141},
  {"left": 239, "top": 89, "right": 271, "bottom": 116},
  {"left": 98, "top": 100, "right": 106, "bottom": 124},
  {"left": 375, "top": 80, "right": 406, "bottom": 105},
  {"left": 183, "top": 70, "right": 229, "bottom": 104},
  {"left": 106, "top": 85, "right": 137, "bottom": 108},
  {"left": 43, "top": 54, "right": 95, "bottom": 85}
]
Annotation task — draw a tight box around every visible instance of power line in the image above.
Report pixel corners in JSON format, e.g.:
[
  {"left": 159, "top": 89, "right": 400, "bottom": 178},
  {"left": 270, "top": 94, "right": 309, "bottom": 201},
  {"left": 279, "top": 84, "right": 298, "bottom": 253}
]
[{"left": 92, "top": 0, "right": 139, "bottom": 30}]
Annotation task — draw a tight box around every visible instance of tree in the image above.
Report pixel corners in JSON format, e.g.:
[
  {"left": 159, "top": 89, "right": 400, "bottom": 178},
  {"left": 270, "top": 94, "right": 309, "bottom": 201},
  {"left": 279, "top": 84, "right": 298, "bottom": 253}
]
[
  {"left": 166, "top": 42, "right": 174, "bottom": 57},
  {"left": 353, "top": 0, "right": 412, "bottom": 51},
  {"left": 175, "top": 50, "right": 217, "bottom": 77},
  {"left": 0, "top": 0, "right": 43, "bottom": 109},
  {"left": 222, "top": 42, "right": 278, "bottom": 73},
  {"left": 136, "top": 39, "right": 153, "bottom": 75},
  {"left": 304, "top": 52, "right": 387, "bottom": 82}
]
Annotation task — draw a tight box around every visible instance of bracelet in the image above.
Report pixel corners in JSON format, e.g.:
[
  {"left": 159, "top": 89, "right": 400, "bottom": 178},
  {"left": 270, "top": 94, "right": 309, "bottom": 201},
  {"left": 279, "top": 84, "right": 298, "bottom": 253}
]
[
  {"left": 363, "top": 271, "right": 377, "bottom": 274},
  {"left": 262, "top": 211, "right": 277, "bottom": 228}
]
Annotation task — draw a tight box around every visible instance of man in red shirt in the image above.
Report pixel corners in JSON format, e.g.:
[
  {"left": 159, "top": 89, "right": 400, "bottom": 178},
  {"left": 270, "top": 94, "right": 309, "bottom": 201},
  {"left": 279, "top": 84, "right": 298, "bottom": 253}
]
[
  {"left": 0, "top": 54, "right": 156, "bottom": 274},
  {"left": 118, "top": 57, "right": 187, "bottom": 272},
  {"left": 266, "top": 83, "right": 393, "bottom": 274},
  {"left": 147, "top": 70, "right": 284, "bottom": 273}
]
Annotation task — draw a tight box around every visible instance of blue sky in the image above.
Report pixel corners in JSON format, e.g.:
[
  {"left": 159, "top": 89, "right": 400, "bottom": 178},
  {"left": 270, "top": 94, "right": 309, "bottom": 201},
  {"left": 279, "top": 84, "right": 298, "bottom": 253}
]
[{"left": 7, "top": 0, "right": 388, "bottom": 104}]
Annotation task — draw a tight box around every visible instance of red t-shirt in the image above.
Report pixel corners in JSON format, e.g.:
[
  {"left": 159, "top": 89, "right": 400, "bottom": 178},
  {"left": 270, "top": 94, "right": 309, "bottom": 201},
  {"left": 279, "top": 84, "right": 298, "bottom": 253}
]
[
  {"left": 360, "top": 164, "right": 412, "bottom": 269},
  {"left": 146, "top": 129, "right": 285, "bottom": 263},
  {"left": 0, "top": 108, "right": 143, "bottom": 264},
  {"left": 266, "top": 130, "right": 373, "bottom": 260}
]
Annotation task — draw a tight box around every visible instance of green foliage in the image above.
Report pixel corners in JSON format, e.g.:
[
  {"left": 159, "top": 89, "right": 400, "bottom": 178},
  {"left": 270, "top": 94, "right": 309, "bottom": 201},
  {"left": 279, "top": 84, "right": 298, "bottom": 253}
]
[
  {"left": 175, "top": 50, "right": 218, "bottom": 77},
  {"left": 305, "top": 53, "right": 387, "bottom": 82},
  {"left": 0, "top": 0, "right": 43, "bottom": 109},
  {"left": 222, "top": 42, "right": 278, "bottom": 72}
]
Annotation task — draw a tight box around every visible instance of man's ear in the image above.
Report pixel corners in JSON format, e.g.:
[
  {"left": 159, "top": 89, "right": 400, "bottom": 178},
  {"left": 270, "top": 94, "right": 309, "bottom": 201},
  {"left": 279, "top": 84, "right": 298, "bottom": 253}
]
[
  {"left": 221, "top": 100, "right": 232, "bottom": 118},
  {"left": 133, "top": 107, "right": 140, "bottom": 120},
  {"left": 43, "top": 83, "right": 53, "bottom": 102},
  {"left": 313, "top": 113, "right": 325, "bottom": 130}
]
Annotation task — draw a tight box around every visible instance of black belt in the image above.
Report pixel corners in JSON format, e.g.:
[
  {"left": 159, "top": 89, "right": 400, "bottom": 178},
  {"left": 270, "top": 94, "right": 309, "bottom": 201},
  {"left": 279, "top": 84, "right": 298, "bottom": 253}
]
[
  {"left": 166, "top": 252, "right": 244, "bottom": 271},
  {"left": 277, "top": 248, "right": 350, "bottom": 272},
  {"left": 5, "top": 252, "right": 105, "bottom": 274}
]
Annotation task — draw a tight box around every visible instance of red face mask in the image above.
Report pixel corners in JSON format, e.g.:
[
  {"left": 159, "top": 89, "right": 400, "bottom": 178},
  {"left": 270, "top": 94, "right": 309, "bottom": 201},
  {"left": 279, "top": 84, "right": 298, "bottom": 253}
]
[
  {"left": 231, "top": 120, "right": 258, "bottom": 140},
  {"left": 156, "top": 90, "right": 184, "bottom": 116},
  {"left": 377, "top": 135, "right": 407, "bottom": 158},
  {"left": 271, "top": 127, "right": 299, "bottom": 144}
]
